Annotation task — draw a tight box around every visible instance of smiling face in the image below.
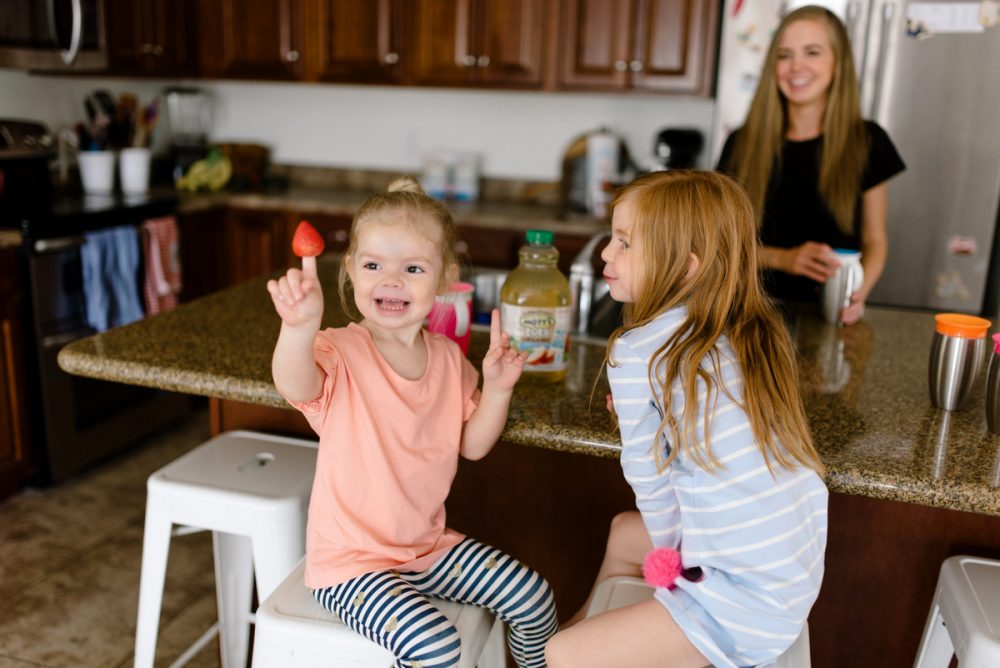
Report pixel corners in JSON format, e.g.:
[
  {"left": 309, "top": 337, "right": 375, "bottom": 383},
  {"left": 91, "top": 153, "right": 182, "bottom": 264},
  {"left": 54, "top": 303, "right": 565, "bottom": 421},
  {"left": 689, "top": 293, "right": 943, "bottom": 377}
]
[
  {"left": 601, "top": 197, "right": 639, "bottom": 303},
  {"left": 346, "top": 214, "right": 445, "bottom": 334},
  {"left": 775, "top": 18, "right": 836, "bottom": 112}
]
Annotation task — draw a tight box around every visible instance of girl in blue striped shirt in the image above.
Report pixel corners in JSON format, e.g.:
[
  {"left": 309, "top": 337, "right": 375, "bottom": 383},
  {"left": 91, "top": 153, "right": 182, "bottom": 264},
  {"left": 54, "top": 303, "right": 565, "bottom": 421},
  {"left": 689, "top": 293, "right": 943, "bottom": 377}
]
[{"left": 546, "top": 171, "right": 828, "bottom": 668}]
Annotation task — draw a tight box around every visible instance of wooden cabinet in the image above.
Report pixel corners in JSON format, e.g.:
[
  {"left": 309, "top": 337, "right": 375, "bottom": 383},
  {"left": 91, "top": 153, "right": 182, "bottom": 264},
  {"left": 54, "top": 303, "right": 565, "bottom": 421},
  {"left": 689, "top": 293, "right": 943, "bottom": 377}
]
[
  {"left": 411, "top": 0, "right": 547, "bottom": 88},
  {"left": 178, "top": 206, "right": 230, "bottom": 301},
  {"left": 0, "top": 247, "right": 34, "bottom": 501},
  {"left": 227, "top": 208, "right": 290, "bottom": 285},
  {"left": 104, "top": 0, "right": 197, "bottom": 76},
  {"left": 559, "top": 0, "right": 718, "bottom": 94},
  {"left": 306, "top": 0, "right": 407, "bottom": 84},
  {"left": 199, "top": 0, "right": 305, "bottom": 80}
]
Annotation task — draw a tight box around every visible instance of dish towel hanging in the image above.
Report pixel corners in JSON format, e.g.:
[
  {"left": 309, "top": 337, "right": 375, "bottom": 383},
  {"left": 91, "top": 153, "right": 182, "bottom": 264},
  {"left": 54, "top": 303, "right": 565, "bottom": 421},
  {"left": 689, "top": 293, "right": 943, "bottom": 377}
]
[
  {"left": 141, "top": 216, "right": 183, "bottom": 315},
  {"left": 80, "top": 225, "right": 145, "bottom": 332}
]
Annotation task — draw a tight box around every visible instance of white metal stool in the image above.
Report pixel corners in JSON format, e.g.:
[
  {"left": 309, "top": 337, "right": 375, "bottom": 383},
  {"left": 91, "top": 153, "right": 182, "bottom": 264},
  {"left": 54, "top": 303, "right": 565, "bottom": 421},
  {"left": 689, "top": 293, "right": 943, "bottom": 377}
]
[
  {"left": 586, "top": 575, "right": 811, "bottom": 668},
  {"left": 913, "top": 555, "right": 1000, "bottom": 668},
  {"left": 252, "top": 557, "right": 508, "bottom": 668},
  {"left": 134, "top": 430, "right": 318, "bottom": 668}
]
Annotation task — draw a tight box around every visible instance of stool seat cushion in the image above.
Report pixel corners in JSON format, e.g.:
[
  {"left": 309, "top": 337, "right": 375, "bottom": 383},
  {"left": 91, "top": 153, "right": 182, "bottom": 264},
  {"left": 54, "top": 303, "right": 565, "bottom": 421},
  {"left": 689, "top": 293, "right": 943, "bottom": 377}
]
[{"left": 253, "top": 558, "right": 496, "bottom": 668}]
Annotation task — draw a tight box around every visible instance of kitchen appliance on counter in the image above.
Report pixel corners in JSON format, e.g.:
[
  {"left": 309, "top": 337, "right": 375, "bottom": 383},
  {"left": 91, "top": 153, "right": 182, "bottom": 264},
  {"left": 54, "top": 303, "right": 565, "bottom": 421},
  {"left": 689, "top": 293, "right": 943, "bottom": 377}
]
[
  {"left": 713, "top": 0, "right": 1000, "bottom": 315},
  {"left": 0, "top": 0, "right": 107, "bottom": 71},
  {"left": 559, "top": 129, "right": 639, "bottom": 218},
  {"left": 652, "top": 128, "right": 704, "bottom": 170},
  {"left": 0, "top": 119, "right": 190, "bottom": 484},
  {"left": 165, "top": 87, "right": 212, "bottom": 184}
]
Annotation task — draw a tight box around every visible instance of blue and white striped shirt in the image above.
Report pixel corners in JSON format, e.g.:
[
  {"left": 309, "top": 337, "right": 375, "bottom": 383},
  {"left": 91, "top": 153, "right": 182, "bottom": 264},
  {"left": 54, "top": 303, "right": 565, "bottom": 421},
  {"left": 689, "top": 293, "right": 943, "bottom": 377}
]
[{"left": 608, "top": 306, "right": 828, "bottom": 668}]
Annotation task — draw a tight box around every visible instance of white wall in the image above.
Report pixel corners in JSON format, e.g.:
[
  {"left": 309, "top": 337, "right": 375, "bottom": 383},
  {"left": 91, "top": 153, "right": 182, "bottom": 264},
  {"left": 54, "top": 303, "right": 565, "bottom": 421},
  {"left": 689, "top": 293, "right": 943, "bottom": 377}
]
[{"left": 0, "top": 69, "right": 716, "bottom": 180}]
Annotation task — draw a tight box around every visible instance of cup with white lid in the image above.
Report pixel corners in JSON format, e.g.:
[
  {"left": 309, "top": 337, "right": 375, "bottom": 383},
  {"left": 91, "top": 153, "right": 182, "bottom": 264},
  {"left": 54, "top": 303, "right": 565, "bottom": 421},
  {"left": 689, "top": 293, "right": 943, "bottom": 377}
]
[{"left": 821, "top": 249, "right": 863, "bottom": 324}]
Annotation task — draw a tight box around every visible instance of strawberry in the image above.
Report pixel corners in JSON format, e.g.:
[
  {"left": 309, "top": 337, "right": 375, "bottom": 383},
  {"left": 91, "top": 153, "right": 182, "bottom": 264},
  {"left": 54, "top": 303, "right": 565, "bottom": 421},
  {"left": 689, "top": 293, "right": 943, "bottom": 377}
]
[{"left": 291, "top": 220, "right": 325, "bottom": 257}]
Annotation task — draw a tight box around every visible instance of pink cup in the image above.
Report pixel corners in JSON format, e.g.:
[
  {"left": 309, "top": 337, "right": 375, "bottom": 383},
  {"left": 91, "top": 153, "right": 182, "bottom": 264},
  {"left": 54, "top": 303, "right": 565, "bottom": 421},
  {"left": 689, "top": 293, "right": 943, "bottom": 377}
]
[{"left": 428, "top": 282, "right": 474, "bottom": 354}]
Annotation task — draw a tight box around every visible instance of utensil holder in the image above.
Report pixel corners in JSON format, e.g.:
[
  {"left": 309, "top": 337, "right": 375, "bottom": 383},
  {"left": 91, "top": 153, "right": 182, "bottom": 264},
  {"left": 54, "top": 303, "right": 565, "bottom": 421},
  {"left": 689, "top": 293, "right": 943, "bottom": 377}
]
[{"left": 78, "top": 151, "right": 116, "bottom": 195}]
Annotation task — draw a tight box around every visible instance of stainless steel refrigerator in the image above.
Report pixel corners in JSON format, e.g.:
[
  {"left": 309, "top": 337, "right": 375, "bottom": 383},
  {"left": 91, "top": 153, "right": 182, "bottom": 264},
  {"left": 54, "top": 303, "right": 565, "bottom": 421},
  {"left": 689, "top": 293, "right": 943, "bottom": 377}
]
[{"left": 712, "top": 0, "right": 1000, "bottom": 315}]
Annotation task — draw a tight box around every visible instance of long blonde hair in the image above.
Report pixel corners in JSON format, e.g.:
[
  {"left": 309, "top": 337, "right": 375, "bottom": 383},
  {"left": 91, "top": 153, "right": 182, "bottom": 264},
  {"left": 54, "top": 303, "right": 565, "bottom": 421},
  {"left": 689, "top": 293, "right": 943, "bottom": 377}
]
[
  {"left": 606, "top": 171, "right": 823, "bottom": 475},
  {"left": 730, "top": 5, "right": 868, "bottom": 236},
  {"left": 338, "top": 176, "right": 460, "bottom": 319}
]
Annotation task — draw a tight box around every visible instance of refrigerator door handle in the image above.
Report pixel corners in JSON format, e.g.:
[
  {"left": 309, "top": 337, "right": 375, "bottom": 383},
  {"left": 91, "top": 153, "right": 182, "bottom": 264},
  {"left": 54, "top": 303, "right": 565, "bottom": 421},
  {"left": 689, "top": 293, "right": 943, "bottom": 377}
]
[{"left": 867, "top": 1, "right": 897, "bottom": 119}]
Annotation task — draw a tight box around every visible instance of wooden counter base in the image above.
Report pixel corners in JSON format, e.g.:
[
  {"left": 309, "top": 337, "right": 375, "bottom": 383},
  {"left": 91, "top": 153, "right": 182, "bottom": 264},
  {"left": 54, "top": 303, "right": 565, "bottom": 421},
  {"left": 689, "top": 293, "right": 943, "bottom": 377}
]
[{"left": 211, "top": 398, "right": 1000, "bottom": 668}]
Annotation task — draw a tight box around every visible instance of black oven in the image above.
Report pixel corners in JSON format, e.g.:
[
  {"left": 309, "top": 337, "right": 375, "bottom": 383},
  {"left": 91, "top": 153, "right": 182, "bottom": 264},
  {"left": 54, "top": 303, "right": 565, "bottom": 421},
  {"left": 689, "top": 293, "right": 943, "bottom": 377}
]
[
  {"left": 0, "top": 0, "right": 107, "bottom": 71},
  {"left": 1, "top": 120, "right": 190, "bottom": 483}
]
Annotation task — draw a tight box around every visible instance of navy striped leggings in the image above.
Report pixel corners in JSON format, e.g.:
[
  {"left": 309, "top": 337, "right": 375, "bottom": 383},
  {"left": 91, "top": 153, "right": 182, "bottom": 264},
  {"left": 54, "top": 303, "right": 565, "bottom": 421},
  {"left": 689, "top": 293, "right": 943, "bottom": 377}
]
[{"left": 313, "top": 538, "right": 558, "bottom": 668}]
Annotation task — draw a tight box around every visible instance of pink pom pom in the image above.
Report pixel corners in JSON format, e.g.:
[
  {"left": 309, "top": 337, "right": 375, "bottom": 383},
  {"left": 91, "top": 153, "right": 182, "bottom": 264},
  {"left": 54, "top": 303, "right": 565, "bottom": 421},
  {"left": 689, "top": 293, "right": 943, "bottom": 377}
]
[{"left": 642, "top": 547, "right": 683, "bottom": 589}]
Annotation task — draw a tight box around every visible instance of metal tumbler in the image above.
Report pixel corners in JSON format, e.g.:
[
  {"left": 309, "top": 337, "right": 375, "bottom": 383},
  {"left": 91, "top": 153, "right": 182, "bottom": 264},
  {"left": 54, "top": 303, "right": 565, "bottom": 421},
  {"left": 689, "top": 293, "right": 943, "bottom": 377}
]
[
  {"left": 928, "top": 314, "right": 991, "bottom": 411},
  {"left": 986, "top": 333, "right": 1000, "bottom": 433},
  {"left": 822, "top": 249, "right": 863, "bottom": 324}
]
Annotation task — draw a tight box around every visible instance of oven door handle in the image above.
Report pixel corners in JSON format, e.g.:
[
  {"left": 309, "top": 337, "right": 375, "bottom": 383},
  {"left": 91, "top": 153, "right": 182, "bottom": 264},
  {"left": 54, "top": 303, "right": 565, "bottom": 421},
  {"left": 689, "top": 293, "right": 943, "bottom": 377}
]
[
  {"left": 33, "top": 235, "right": 86, "bottom": 254},
  {"left": 42, "top": 329, "right": 96, "bottom": 349}
]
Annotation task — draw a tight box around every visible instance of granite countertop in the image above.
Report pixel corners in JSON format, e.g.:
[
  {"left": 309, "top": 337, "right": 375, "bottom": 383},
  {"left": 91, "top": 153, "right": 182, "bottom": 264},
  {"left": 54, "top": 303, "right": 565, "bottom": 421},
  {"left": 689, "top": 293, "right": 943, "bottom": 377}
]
[{"left": 58, "top": 257, "right": 1000, "bottom": 516}]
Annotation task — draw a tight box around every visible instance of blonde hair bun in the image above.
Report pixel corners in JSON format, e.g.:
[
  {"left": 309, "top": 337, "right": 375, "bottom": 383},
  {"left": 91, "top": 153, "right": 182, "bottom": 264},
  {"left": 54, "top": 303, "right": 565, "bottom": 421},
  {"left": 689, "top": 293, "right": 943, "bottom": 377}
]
[{"left": 387, "top": 176, "right": 425, "bottom": 195}]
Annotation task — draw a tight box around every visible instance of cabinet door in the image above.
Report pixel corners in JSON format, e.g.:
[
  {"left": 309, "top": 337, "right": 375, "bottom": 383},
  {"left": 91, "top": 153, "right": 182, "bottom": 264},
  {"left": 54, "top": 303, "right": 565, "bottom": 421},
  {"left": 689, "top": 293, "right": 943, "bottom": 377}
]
[
  {"left": 227, "top": 209, "right": 289, "bottom": 285},
  {"left": 0, "top": 248, "right": 34, "bottom": 501},
  {"left": 105, "top": 0, "right": 196, "bottom": 76},
  {"left": 411, "top": 0, "right": 478, "bottom": 86},
  {"left": 199, "top": 0, "right": 304, "bottom": 80},
  {"left": 456, "top": 226, "right": 519, "bottom": 269},
  {"left": 558, "top": 0, "right": 632, "bottom": 90},
  {"left": 178, "top": 207, "right": 230, "bottom": 300},
  {"left": 308, "top": 0, "right": 406, "bottom": 84},
  {"left": 478, "top": 0, "right": 546, "bottom": 87},
  {"left": 630, "top": 0, "right": 717, "bottom": 94}
]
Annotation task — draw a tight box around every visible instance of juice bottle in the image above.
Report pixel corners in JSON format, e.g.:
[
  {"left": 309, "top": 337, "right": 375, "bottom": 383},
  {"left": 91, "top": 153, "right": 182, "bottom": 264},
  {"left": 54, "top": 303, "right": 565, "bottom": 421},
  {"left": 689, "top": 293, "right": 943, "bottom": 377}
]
[{"left": 500, "top": 230, "right": 572, "bottom": 383}]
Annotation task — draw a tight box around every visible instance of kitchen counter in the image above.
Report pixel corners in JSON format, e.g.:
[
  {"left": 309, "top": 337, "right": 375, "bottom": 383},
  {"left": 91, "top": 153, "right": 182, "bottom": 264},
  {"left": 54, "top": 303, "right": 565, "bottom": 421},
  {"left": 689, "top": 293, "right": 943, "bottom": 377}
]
[
  {"left": 58, "top": 256, "right": 1000, "bottom": 517},
  {"left": 177, "top": 188, "right": 609, "bottom": 237}
]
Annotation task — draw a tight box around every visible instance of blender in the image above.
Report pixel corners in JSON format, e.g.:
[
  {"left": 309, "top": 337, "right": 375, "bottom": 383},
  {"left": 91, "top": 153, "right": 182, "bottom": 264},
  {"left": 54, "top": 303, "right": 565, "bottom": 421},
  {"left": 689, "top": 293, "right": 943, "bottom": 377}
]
[{"left": 165, "top": 87, "right": 212, "bottom": 182}]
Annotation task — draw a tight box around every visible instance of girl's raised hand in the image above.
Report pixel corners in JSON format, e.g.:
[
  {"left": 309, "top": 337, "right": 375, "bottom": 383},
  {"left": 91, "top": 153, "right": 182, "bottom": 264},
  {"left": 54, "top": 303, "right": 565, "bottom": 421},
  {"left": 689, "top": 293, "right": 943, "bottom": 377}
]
[
  {"left": 266, "top": 256, "right": 325, "bottom": 329},
  {"left": 482, "top": 309, "right": 528, "bottom": 391}
]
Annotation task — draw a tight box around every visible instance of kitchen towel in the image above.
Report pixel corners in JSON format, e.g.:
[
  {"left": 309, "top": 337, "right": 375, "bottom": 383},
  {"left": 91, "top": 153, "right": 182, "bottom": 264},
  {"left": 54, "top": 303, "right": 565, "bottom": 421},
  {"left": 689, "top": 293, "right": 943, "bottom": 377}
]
[
  {"left": 80, "top": 225, "right": 145, "bottom": 332},
  {"left": 141, "top": 216, "right": 182, "bottom": 315}
]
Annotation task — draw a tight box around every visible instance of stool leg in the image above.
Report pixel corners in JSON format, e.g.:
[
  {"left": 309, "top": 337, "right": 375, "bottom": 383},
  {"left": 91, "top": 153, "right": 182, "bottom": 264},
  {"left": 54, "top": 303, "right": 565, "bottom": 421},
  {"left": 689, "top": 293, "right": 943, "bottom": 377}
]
[
  {"left": 214, "top": 531, "right": 254, "bottom": 668},
  {"left": 134, "top": 508, "right": 173, "bottom": 668},
  {"left": 913, "top": 595, "right": 954, "bottom": 668},
  {"left": 250, "top": 528, "right": 304, "bottom": 602}
]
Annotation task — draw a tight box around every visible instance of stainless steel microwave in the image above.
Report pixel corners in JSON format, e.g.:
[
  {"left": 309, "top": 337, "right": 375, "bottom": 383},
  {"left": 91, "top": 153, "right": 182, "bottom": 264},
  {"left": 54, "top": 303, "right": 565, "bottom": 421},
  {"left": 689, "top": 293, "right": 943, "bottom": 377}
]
[{"left": 0, "top": 0, "right": 107, "bottom": 71}]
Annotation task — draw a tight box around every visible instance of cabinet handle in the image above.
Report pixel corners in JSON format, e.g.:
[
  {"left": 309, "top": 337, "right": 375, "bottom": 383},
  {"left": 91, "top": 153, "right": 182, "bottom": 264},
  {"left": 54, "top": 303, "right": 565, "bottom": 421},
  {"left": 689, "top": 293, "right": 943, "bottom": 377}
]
[
  {"left": 152, "top": 44, "right": 163, "bottom": 56},
  {"left": 141, "top": 43, "right": 153, "bottom": 54},
  {"left": 461, "top": 54, "right": 477, "bottom": 67},
  {"left": 629, "top": 60, "right": 644, "bottom": 72},
  {"left": 285, "top": 49, "right": 300, "bottom": 63},
  {"left": 384, "top": 51, "right": 399, "bottom": 64},
  {"left": 614, "top": 60, "right": 628, "bottom": 72},
  {"left": 477, "top": 55, "right": 490, "bottom": 67},
  {"left": 333, "top": 230, "right": 348, "bottom": 243},
  {"left": 455, "top": 240, "right": 469, "bottom": 254}
]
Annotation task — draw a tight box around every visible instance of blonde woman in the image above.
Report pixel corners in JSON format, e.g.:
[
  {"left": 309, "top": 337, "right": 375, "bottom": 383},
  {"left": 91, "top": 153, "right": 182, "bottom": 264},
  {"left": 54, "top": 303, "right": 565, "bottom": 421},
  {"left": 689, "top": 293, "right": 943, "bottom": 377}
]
[
  {"left": 718, "top": 5, "right": 904, "bottom": 324},
  {"left": 546, "top": 171, "right": 828, "bottom": 668}
]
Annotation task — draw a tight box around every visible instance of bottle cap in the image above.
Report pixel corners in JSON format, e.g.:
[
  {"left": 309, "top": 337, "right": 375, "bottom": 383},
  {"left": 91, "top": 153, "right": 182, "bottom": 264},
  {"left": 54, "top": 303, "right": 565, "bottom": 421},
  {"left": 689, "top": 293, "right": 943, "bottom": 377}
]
[
  {"left": 526, "top": 229, "right": 554, "bottom": 246},
  {"left": 934, "top": 313, "right": 992, "bottom": 339}
]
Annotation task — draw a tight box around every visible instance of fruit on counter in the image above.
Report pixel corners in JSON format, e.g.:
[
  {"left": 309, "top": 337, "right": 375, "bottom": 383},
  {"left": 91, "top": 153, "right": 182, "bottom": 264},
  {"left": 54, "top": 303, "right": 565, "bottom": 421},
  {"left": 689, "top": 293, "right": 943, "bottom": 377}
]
[
  {"left": 175, "top": 148, "right": 232, "bottom": 192},
  {"left": 292, "top": 220, "right": 325, "bottom": 257}
]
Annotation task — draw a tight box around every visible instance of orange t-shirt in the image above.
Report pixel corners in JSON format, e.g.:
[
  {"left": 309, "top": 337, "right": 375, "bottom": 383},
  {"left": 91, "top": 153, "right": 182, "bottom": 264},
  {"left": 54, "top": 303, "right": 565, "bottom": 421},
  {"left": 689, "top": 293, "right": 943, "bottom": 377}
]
[{"left": 287, "top": 323, "right": 480, "bottom": 589}]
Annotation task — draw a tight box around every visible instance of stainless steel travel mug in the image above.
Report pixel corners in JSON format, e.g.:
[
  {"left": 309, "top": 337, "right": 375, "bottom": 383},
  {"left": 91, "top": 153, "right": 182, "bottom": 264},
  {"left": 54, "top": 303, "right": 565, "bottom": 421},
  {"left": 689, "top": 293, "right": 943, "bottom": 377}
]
[
  {"left": 986, "top": 334, "right": 1000, "bottom": 433},
  {"left": 928, "top": 314, "right": 991, "bottom": 411}
]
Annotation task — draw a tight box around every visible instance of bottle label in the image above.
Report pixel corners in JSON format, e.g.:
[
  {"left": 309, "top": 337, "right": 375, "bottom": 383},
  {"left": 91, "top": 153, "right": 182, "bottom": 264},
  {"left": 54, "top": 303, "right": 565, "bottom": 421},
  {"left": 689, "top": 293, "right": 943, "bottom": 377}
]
[{"left": 500, "top": 304, "right": 572, "bottom": 372}]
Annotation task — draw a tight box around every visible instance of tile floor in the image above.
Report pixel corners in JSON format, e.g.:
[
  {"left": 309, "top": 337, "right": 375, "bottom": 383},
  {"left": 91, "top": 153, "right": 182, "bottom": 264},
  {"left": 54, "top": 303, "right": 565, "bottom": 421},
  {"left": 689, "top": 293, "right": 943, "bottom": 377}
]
[{"left": 0, "top": 407, "right": 225, "bottom": 668}]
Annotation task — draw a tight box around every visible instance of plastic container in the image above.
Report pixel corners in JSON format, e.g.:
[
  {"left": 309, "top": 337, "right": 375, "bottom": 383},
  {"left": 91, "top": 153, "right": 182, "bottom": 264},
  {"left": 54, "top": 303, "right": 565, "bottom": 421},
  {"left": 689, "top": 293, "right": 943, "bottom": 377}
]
[{"left": 500, "top": 230, "right": 572, "bottom": 383}]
